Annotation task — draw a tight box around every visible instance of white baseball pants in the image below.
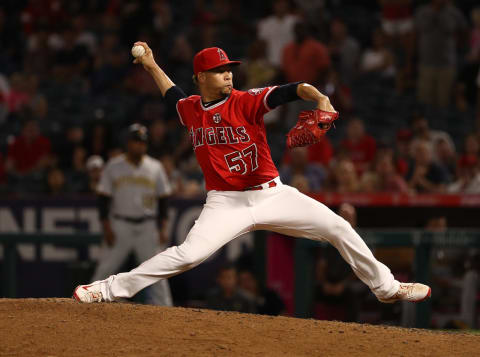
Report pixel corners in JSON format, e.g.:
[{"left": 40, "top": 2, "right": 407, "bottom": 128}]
[
  {"left": 93, "top": 218, "right": 172, "bottom": 306},
  {"left": 99, "top": 179, "right": 399, "bottom": 302}
]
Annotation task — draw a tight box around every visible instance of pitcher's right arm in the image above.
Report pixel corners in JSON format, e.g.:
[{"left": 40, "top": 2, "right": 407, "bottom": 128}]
[
  {"left": 133, "top": 41, "right": 188, "bottom": 118},
  {"left": 133, "top": 41, "right": 176, "bottom": 97}
]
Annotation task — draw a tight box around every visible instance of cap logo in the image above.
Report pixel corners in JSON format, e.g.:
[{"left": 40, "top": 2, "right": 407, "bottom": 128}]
[
  {"left": 218, "top": 48, "right": 227, "bottom": 61},
  {"left": 213, "top": 113, "right": 222, "bottom": 123}
]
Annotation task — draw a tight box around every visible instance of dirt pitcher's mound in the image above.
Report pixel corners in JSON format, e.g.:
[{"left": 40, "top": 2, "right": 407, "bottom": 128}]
[{"left": 0, "top": 299, "right": 478, "bottom": 356}]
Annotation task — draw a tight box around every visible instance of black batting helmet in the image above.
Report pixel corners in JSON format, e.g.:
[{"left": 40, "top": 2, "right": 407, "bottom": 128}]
[{"left": 127, "top": 123, "right": 148, "bottom": 142}]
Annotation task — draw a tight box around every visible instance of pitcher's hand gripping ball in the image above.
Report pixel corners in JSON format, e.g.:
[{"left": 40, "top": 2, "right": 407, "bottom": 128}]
[
  {"left": 131, "top": 45, "right": 146, "bottom": 58},
  {"left": 286, "top": 109, "right": 339, "bottom": 148}
]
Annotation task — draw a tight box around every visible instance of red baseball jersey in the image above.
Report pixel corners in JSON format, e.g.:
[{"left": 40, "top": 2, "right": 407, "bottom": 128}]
[{"left": 176, "top": 87, "right": 279, "bottom": 191}]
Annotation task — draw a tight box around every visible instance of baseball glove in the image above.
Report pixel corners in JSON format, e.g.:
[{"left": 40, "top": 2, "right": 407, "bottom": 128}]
[{"left": 286, "top": 109, "right": 339, "bottom": 149}]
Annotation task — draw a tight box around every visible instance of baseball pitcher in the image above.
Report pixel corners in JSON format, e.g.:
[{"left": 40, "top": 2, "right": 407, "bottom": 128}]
[
  {"left": 91, "top": 123, "right": 172, "bottom": 306},
  {"left": 74, "top": 44, "right": 431, "bottom": 306}
]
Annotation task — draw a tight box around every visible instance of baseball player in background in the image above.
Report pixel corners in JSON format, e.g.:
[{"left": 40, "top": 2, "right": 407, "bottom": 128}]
[
  {"left": 74, "top": 43, "right": 431, "bottom": 306},
  {"left": 90, "top": 124, "right": 172, "bottom": 306}
]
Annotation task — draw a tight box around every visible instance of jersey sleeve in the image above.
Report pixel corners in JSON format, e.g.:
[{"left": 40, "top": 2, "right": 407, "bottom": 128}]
[
  {"left": 156, "top": 162, "right": 172, "bottom": 197},
  {"left": 176, "top": 95, "right": 201, "bottom": 127},
  {"left": 240, "top": 86, "right": 278, "bottom": 124},
  {"left": 97, "top": 163, "right": 113, "bottom": 196},
  {"left": 165, "top": 86, "right": 188, "bottom": 126}
]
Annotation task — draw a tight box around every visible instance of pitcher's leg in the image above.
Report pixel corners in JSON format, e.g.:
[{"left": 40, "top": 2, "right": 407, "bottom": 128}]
[
  {"left": 254, "top": 185, "right": 398, "bottom": 299},
  {"left": 103, "top": 193, "right": 254, "bottom": 301}
]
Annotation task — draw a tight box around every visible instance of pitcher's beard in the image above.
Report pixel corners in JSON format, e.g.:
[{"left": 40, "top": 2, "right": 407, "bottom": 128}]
[{"left": 221, "top": 86, "right": 232, "bottom": 96}]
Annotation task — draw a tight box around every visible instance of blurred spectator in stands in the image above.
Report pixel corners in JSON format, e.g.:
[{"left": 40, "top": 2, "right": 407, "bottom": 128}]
[
  {"left": 415, "top": 0, "right": 468, "bottom": 108},
  {"left": 206, "top": 264, "right": 256, "bottom": 313},
  {"left": 20, "top": 0, "right": 67, "bottom": 35},
  {"left": 92, "top": 33, "right": 128, "bottom": 93},
  {"left": 425, "top": 215, "right": 448, "bottom": 232},
  {"left": 280, "top": 147, "right": 326, "bottom": 193},
  {"left": 0, "top": 75, "right": 9, "bottom": 124},
  {"left": 448, "top": 155, "right": 480, "bottom": 193},
  {"left": 55, "top": 124, "right": 84, "bottom": 170},
  {"left": 148, "top": 119, "right": 172, "bottom": 160},
  {"left": 46, "top": 167, "right": 66, "bottom": 195},
  {"left": 173, "top": 130, "right": 195, "bottom": 164},
  {"left": 160, "top": 154, "right": 184, "bottom": 195},
  {"left": 457, "top": 7, "right": 480, "bottom": 113},
  {"left": 168, "top": 34, "right": 195, "bottom": 94},
  {"left": 282, "top": 21, "right": 331, "bottom": 129},
  {"left": 243, "top": 39, "right": 277, "bottom": 89},
  {"left": 435, "top": 250, "right": 480, "bottom": 329},
  {"left": 477, "top": 68, "right": 480, "bottom": 121},
  {"left": 196, "top": 23, "right": 219, "bottom": 51},
  {"left": 410, "top": 114, "right": 455, "bottom": 159},
  {"left": 328, "top": 18, "right": 360, "bottom": 86},
  {"left": 192, "top": 0, "right": 214, "bottom": 27},
  {"left": 378, "top": 0, "right": 415, "bottom": 90},
  {"left": 394, "top": 129, "right": 412, "bottom": 177},
  {"left": 179, "top": 155, "right": 205, "bottom": 197},
  {"left": 72, "top": 15, "right": 97, "bottom": 55},
  {"left": 5, "top": 118, "right": 51, "bottom": 177},
  {"left": 0, "top": 6, "right": 20, "bottom": 74},
  {"left": 380, "top": 0, "right": 414, "bottom": 38},
  {"left": 66, "top": 146, "right": 89, "bottom": 193},
  {"left": 282, "top": 21, "right": 330, "bottom": 86},
  {"left": 322, "top": 69, "right": 353, "bottom": 114},
  {"left": 434, "top": 136, "right": 457, "bottom": 181},
  {"left": 85, "top": 155, "right": 104, "bottom": 194},
  {"left": 30, "top": 94, "right": 49, "bottom": 126},
  {"left": 360, "top": 28, "right": 396, "bottom": 80},
  {"left": 407, "top": 139, "right": 449, "bottom": 193},
  {"left": 5, "top": 72, "right": 31, "bottom": 113},
  {"left": 0, "top": 152, "right": 5, "bottom": 187},
  {"left": 54, "top": 26, "right": 91, "bottom": 78},
  {"left": 457, "top": 252, "right": 480, "bottom": 328},
  {"left": 339, "top": 118, "right": 377, "bottom": 175},
  {"left": 360, "top": 151, "right": 409, "bottom": 193},
  {"left": 85, "top": 121, "right": 113, "bottom": 161},
  {"left": 468, "top": 8, "right": 480, "bottom": 63},
  {"left": 294, "top": 0, "right": 328, "bottom": 37},
  {"left": 238, "top": 269, "right": 285, "bottom": 316},
  {"left": 453, "top": 82, "right": 470, "bottom": 113},
  {"left": 126, "top": 55, "right": 162, "bottom": 96},
  {"left": 282, "top": 137, "right": 334, "bottom": 168},
  {"left": 151, "top": 0, "right": 172, "bottom": 36},
  {"left": 338, "top": 203, "right": 357, "bottom": 227},
  {"left": 314, "top": 203, "right": 358, "bottom": 322},
  {"left": 459, "top": 133, "right": 479, "bottom": 164},
  {"left": 257, "top": 0, "right": 298, "bottom": 68},
  {"left": 329, "top": 159, "right": 360, "bottom": 193},
  {"left": 24, "top": 24, "right": 53, "bottom": 79}
]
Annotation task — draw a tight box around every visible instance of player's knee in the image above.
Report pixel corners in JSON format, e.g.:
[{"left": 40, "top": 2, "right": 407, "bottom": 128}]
[
  {"left": 327, "top": 216, "right": 353, "bottom": 242},
  {"left": 177, "top": 245, "right": 206, "bottom": 268}
]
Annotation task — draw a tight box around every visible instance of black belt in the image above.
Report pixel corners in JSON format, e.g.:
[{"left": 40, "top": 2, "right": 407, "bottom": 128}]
[{"left": 113, "top": 215, "right": 155, "bottom": 224}]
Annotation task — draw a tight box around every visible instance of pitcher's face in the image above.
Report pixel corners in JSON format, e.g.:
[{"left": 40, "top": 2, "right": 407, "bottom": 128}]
[{"left": 202, "top": 65, "right": 233, "bottom": 97}]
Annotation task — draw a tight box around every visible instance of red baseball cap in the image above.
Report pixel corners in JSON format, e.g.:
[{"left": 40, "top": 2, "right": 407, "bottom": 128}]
[{"left": 193, "top": 47, "right": 241, "bottom": 75}]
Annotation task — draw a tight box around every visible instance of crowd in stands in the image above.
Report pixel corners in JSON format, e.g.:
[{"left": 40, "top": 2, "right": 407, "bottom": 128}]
[
  {"left": 1, "top": 0, "right": 480, "bottom": 196},
  {"left": 204, "top": 264, "right": 285, "bottom": 315}
]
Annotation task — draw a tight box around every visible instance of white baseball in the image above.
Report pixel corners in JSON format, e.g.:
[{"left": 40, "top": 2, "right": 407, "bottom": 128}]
[{"left": 131, "top": 45, "right": 146, "bottom": 58}]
